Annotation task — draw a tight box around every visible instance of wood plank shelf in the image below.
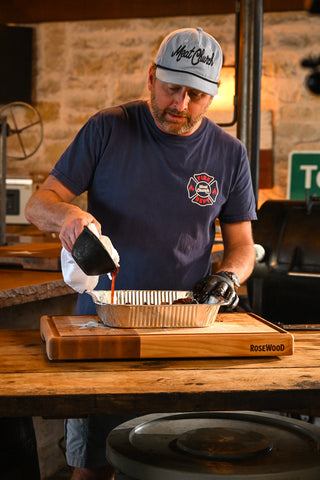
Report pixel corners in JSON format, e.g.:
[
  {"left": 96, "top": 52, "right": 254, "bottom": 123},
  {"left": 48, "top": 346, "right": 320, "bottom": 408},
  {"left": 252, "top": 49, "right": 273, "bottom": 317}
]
[{"left": 0, "top": 242, "right": 62, "bottom": 271}]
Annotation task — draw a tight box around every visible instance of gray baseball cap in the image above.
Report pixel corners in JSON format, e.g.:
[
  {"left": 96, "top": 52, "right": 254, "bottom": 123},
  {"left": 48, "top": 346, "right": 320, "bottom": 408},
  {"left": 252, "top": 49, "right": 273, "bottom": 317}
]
[{"left": 155, "top": 27, "right": 223, "bottom": 96}]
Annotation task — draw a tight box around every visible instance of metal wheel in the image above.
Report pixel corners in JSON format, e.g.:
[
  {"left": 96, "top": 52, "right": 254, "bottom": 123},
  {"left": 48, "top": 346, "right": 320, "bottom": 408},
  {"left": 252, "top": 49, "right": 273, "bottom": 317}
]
[{"left": 0, "top": 101, "right": 43, "bottom": 160}]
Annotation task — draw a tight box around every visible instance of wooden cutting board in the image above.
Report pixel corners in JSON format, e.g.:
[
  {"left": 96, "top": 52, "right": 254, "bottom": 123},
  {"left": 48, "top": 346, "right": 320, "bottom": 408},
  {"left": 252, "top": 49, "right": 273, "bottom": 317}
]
[
  {"left": 40, "top": 313, "right": 294, "bottom": 360},
  {"left": 0, "top": 242, "right": 61, "bottom": 270}
]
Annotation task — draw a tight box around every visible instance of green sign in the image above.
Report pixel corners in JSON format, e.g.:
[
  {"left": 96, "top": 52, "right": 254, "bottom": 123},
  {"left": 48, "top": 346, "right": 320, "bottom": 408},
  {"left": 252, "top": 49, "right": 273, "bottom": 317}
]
[{"left": 288, "top": 151, "right": 320, "bottom": 200}]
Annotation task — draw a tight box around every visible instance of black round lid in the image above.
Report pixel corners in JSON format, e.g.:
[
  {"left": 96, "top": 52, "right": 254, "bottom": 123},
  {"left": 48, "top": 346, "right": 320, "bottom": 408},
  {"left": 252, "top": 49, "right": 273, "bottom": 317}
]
[{"left": 107, "top": 411, "right": 320, "bottom": 479}]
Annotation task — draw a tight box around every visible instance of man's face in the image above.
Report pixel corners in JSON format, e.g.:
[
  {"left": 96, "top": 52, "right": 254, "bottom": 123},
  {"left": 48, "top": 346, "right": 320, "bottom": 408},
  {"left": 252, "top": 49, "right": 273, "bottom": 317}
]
[{"left": 148, "top": 67, "right": 213, "bottom": 136}]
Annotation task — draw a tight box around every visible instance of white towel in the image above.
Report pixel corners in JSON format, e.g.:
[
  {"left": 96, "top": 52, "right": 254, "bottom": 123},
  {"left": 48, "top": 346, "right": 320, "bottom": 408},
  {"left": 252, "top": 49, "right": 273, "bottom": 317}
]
[{"left": 61, "top": 223, "right": 119, "bottom": 294}]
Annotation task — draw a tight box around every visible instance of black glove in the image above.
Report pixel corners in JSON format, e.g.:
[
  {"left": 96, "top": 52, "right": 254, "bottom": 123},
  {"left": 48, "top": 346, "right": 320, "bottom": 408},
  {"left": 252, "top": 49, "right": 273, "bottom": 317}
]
[{"left": 192, "top": 271, "right": 240, "bottom": 309}]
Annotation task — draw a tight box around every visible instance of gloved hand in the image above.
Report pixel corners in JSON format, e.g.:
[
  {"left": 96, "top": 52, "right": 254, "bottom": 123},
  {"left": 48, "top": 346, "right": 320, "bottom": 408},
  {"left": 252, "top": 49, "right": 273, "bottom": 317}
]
[{"left": 192, "top": 271, "right": 240, "bottom": 309}]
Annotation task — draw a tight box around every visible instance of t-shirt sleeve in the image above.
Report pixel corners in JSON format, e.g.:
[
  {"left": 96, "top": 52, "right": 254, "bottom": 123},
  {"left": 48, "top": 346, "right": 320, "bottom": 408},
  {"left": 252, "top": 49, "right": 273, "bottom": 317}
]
[
  {"left": 219, "top": 143, "right": 257, "bottom": 223},
  {"left": 50, "top": 117, "right": 103, "bottom": 196}
]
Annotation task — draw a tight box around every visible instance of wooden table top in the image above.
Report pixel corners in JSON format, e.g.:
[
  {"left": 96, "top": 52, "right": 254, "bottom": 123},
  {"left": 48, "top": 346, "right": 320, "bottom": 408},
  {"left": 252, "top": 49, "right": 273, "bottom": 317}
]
[
  {"left": 0, "top": 228, "right": 73, "bottom": 307},
  {"left": 0, "top": 268, "right": 73, "bottom": 308},
  {"left": 0, "top": 327, "right": 319, "bottom": 418}
]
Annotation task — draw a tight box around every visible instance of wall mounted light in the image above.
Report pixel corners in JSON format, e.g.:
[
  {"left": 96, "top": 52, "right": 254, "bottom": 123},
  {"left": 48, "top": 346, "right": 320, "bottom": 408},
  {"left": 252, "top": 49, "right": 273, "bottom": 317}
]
[{"left": 208, "top": 66, "right": 236, "bottom": 113}]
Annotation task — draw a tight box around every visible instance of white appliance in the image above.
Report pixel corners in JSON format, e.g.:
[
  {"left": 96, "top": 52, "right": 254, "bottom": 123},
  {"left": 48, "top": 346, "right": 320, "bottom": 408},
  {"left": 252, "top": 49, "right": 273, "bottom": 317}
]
[{"left": 6, "top": 176, "right": 32, "bottom": 224}]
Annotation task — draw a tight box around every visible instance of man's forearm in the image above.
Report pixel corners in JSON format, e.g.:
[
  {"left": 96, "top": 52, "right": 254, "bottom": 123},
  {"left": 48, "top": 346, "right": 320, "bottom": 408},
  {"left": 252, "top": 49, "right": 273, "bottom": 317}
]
[
  {"left": 217, "top": 244, "right": 255, "bottom": 284},
  {"left": 25, "top": 176, "right": 101, "bottom": 251},
  {"left": 25, "top": 189, "right": 82, "bottom": 233},
  {"left": 218, "top": 221, "right": 256, "bottom": 284}
]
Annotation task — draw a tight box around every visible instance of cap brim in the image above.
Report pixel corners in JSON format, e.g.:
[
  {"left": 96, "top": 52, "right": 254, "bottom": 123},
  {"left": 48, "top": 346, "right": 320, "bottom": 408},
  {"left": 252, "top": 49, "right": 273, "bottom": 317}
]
[{"left": 156, "top": 66, "right": 218, "bottom": 96}]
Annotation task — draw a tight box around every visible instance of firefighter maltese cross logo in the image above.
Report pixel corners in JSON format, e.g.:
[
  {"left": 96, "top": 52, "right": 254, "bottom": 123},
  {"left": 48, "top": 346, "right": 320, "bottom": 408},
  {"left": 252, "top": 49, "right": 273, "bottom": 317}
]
[{"left": 187, "top": 172, "right": 219, "bottom": 206}]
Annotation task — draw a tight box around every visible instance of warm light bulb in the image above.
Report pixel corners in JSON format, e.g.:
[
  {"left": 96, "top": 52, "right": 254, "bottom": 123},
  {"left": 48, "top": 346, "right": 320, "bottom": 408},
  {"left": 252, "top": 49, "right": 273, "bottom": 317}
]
[{"left": 208, "top": 67, "right": 235, "bottom": 111}]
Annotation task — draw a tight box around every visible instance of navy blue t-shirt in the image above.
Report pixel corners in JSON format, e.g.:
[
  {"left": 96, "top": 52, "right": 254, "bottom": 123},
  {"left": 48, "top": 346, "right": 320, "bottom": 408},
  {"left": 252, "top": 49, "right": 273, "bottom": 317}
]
[{"left": 51, "top": 100, "right": 257, "bottom": 314}]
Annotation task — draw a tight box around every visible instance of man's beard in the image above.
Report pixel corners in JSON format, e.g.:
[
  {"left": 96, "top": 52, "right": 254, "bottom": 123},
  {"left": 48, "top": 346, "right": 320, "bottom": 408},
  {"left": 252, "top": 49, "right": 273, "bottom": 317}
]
[{"left": 150, "top": 89, "right": 207, "bottom": 135}]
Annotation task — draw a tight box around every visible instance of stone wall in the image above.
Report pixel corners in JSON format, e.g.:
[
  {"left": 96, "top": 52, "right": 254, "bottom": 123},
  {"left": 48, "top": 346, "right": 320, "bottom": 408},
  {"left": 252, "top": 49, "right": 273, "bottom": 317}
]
[{"left": 5, "top": 11, "right": 320, "bottom": 207}]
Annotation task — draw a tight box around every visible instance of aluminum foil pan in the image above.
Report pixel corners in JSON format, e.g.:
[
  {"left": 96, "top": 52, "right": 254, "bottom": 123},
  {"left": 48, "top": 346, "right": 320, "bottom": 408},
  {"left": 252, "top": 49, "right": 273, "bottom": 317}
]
[{"left": 88, "top": 290, "right": 221, "bottom": 328}]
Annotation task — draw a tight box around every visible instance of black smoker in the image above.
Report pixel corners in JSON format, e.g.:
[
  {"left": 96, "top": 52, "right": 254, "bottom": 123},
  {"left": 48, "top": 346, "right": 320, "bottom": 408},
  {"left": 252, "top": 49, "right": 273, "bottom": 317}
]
[{"left": 247, "top": 197, "right": 320, "bottom": 327}]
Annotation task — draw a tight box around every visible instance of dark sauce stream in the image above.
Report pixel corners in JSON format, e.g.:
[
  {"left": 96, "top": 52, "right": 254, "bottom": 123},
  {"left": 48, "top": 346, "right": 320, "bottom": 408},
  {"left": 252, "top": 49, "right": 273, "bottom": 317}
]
[{"left": 111, "top": 268, "right": 119, "bottom": 304}]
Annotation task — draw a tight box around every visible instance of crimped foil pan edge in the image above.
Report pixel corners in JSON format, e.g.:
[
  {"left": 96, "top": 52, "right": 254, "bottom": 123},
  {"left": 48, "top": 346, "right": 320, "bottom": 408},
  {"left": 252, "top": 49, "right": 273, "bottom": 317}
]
[{"left": 90, "top": 290, "right": 220, "bottom": 328}]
